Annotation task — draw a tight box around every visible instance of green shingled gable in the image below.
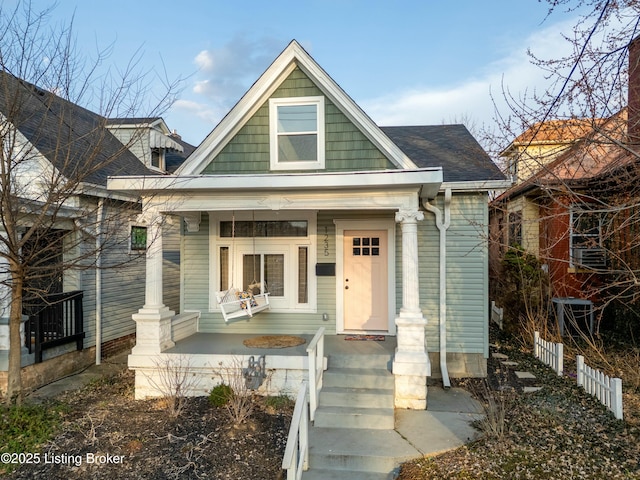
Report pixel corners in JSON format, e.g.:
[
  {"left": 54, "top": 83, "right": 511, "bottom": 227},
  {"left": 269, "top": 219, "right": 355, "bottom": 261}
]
[{"left": 202, "top": 67, "right": 395, "bottom": 174}]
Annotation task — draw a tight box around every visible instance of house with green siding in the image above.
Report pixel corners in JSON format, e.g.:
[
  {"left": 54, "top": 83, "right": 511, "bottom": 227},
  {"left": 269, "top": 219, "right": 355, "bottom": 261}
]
[{"left": 108, "top": 40, "right": 507, "bottom": 408}]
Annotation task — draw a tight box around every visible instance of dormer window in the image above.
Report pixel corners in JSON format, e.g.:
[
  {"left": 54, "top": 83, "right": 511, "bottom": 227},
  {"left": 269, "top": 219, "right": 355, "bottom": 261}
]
[
  {"left": 151, "top": 147, "right": 165, "bottom": 170},
  {"left": 269, "top": 96, "right": 324, "bottom": 170}
]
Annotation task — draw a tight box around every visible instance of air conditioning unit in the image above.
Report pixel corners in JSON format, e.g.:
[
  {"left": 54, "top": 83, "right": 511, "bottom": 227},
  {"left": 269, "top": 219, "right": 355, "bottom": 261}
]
[{"left": 572, "top": 248, "right": 607, "bottom": 269}]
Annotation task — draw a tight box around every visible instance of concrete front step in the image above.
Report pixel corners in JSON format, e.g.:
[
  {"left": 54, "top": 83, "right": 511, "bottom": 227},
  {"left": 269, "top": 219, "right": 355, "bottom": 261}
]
[
  {"left": 323, "top": 368, "right": 394, "bottom": 389},
  {"left": 313, "top": 405, "right": 395, "bottom": 429},
  {"left": 319, "top": 386, "right": 395, "bottom": 409},
  {"left": 303, "top": 468, "right": 393, "bottom": 479},
  {"left": 308, "top": 427, "right": 420, "bottom": 474},
  {"left": 328, "top": 353, "right": 392, "bottom": 370}
]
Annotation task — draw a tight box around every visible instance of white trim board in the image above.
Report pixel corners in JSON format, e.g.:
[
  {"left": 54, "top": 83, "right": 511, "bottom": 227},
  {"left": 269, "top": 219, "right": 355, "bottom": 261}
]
[{"left": 334, "top": 219, "right": 396, "bottom": 335}]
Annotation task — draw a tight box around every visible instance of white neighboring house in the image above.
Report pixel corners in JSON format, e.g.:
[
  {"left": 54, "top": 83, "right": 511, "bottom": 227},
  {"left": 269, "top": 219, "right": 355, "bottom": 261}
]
[
  {"left": 108, "top": 40, "right": 508, "bottom": 408},
  {"left": 0, "top": 71, "right": 191, "bottom": 394}
]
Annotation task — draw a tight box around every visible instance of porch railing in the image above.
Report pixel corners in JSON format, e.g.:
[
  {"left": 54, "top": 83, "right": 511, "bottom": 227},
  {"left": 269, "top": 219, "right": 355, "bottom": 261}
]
[
  {"left": 24, "top": 290, "right": 85, "bottom": 363},
  {"left": 282, "top": 380, "right": 309, "bottom": 480},
  {"left": 306, "top": 326, "right": 325, "bottom": 422}
]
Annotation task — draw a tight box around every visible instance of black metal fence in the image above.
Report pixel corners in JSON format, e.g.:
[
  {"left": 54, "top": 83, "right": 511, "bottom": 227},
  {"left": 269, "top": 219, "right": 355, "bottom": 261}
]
[{"left": 24, "top": 290, "right": 85, "bottom": 363}]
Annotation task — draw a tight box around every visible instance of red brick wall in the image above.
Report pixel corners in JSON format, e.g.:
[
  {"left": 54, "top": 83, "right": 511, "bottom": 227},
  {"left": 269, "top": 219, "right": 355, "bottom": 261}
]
[
  {"left": 628, "top": 36, "right": 640, "bottom": 144},
  {"left": 540, "top": 198, "right": 600, "bottom": 300},
  {"left": 100, "top": 333, "right": 135, "bottom": 360}
]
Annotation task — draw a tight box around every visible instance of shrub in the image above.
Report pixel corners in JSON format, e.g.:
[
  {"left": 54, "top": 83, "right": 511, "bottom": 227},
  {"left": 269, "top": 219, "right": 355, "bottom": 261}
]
[
  {"left": 263, "top": 394, "right": 294, "bottom": 412},
  {"left": 208, "top": 384, "right": 233, "bottom": 407},
  {"left": 496, "top": 246, "right": 550, "bottom": 338},
  {"left": 0, "top": 403, "right": 66, "bottom": 473}
]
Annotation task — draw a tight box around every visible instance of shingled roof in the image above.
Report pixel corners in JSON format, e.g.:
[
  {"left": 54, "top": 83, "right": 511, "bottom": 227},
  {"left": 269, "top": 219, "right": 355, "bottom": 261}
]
[
  {"left": 165, "top": 134, "right": 196, "bottom": 173},
  {"left": 381, "top": 124, "right": 504, "bottom": 182},
  {"left": 0, "top": 71, "right": 153, "bottom": 187}
]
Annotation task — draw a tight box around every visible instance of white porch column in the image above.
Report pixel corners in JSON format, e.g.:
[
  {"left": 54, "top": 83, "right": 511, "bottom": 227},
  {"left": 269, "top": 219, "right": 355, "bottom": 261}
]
[
  {"left": 131, "top": 209, "right": 175, "bottom": 355},
  {"left": 393, "top": 208, "right": 430, "bottom": 409}
]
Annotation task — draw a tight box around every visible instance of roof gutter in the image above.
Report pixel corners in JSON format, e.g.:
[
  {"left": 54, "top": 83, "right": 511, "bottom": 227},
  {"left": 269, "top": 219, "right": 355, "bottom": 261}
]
[
  {"left": 95, "top": 198, "right": 105, "bottom": 366},
  {"left": 108, "top": 168, "right": 444, "bottom": 197},
  {"left": 423, "top": 188, "right": 452, "bottom": 388}
]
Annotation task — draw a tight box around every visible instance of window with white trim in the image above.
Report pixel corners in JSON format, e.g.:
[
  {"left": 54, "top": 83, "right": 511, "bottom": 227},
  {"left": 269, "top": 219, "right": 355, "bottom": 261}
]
[
  {"left": 269, "top": 96, "right": 325, "bottom": 170},
  {"left": 212, "top": 214, "right": 317, "bottom": 312},
  {"left": 130, "top": 225, "right": 147, "bottom": 252},
  {"left": 151, "top": 147, "right": 165, "bottom": 170},
  {"left": 570, "top": 206, "right": 606, "bottom": 269}
]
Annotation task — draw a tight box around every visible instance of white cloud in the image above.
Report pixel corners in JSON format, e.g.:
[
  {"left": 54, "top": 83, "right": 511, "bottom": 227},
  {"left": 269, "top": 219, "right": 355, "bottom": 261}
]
[
  {"left": 194, "top": 50, "right": 215, "bottom": 71},
  {"left": 172, "top": 35, "right": 287, "bottom": 143},
  {"left": 172, "top": 99, "right": 219, "bottom": 124},
  {"left": 191, "top": 35, "right": 283, "bottom": 107},
  {"left": 361, "top": 18, "right": 579, "bottom": 132}
]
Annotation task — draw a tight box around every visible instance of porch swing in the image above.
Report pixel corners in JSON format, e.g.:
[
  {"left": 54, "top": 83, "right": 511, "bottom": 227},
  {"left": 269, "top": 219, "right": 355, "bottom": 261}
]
[{"left": 215, "top": 213, "right": 271, "bottom": 322}]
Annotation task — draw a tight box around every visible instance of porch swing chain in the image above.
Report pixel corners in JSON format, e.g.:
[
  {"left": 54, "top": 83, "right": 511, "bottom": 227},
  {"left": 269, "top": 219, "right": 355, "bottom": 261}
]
[
  {"left": 221, "top": 212, "right": 237, "bottom": 304},
  {"left": 251, "top": 212, "right": 257, "bottom": 290},
  {"left": 249, "top": 211, "right": 267, "bottom": 295},
  {"left": 231, "top": 211, "right": 235, "bottom": 286}
]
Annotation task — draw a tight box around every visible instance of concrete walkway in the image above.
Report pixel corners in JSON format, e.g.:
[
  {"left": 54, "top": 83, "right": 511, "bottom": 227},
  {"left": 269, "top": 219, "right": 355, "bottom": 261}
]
[
  {"left": 24, "top": 351, "right": 130, "bottom": 403},
  {"left": 304, "top": 384, "right": 484, "bottom": 479},
  {"left": 396, "top": 385, "right": 484, "bottom": 457}
]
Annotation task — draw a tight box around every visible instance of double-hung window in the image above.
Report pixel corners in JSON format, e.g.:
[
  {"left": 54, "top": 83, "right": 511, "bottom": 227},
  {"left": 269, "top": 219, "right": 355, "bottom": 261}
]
[
  {"left": 508, "top": 211, "right": 523, "bottom": 247},
  {"left": 269, "top": 96, "right": 325, "bottom": 170},
  {"left": 570, "top": 206, "right": 606, "bottom": 269}
]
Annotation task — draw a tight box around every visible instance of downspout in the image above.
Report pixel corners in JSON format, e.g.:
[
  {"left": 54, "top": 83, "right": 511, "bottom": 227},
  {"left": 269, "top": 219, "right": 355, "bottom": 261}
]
[
  {"left": 95, "top": 199, "right": 105, "bottom": 365},
  {"left": 423, "top": 188, "right": 452, "bottom": 388}
]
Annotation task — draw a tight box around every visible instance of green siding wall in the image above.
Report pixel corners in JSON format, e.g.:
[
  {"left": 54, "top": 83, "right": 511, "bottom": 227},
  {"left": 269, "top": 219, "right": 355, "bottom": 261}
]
[
  {"left": 202, "top": 67, "right": 395, "bottom": 174},
  {"left": 182, "top": 213, "right": 337, "bottom": 335},
  {"left": 414, "top": 193, "right": 489, "bottom": 356},
  {"left": 181, "top": 195, "right": 489, "bottom": 356},
  {"left": 181, "top": 214, "right": 210, "bottom": 316}
]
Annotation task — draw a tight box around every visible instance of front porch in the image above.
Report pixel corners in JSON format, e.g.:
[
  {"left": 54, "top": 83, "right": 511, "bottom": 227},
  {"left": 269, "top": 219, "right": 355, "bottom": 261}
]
[{"left": 129, "top": 324, "right": 397, "bottom": 400}]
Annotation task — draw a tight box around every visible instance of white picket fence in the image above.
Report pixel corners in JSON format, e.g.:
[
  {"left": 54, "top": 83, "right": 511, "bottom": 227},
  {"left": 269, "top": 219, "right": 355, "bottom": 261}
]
[
  {"left": 532, "top": 330, "right": 624, "bottom": 421},
  {"left": 491, "top": 300, "right": 504, "bottom": 330},
  {"left": 577, "top": 355, "right": 624, "bottom": 420},
  {"left": 534, "top": 331, "right": 563, "bottom": 376}
]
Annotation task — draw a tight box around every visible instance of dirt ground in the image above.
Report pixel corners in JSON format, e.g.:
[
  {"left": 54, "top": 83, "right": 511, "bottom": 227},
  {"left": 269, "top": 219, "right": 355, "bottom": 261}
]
[
  {"left": 7, "top": 371, "right": 292, "bottom": 480},
  {"left": 398, "top": 327, "right": 640, "bottom": 480},
  {"left": 7, "top": 325, "right": 640, "bottom": 479}
]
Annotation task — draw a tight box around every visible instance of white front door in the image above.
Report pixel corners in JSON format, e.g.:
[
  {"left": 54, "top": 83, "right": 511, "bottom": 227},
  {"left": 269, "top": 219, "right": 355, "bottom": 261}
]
[{"left": 343, "top": 230, "right": 389, "bottom": 332}]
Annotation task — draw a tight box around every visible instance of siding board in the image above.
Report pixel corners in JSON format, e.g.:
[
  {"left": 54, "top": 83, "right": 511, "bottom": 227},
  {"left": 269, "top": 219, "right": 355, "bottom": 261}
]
[
  {"left": 418, "top": 192, "right": 489, "bottom": 355},
  {"left": 202, "top": 67, "right": 394, "bottom": 174}
]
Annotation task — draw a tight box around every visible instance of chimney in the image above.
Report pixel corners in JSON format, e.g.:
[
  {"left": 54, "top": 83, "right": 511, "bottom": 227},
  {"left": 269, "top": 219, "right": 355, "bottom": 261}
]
[
  {"left": 169, "top": 129, "right": 181, "bottom": 140},
  {"left": 628, "top": 36, "right": 640, "bottom": 145}
]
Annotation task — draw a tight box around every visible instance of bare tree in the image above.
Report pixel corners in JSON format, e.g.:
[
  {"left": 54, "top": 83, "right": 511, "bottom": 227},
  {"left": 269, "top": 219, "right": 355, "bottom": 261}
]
[
  {"left": 489, "top": 1, "right": 640, "bottom": 337},
  {"left": 0, "top": 3, "right": 180, "bottom": 404}
]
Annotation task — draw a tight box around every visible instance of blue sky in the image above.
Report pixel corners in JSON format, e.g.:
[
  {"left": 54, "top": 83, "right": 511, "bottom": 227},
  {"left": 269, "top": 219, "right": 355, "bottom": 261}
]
[{"left": 16, "top": 1, "right": 585, "bottom": 146}]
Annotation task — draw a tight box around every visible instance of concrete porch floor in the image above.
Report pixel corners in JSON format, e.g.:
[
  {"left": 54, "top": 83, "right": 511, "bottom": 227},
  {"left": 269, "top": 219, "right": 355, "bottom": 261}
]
[{"left": 165, "top": 332, "right": 398, "bottom": 359}]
